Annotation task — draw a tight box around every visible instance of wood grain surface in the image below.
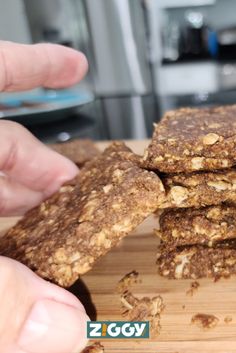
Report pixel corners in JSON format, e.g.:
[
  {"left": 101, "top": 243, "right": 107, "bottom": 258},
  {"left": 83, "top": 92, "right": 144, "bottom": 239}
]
[{"left": 1, "top": 140, "right": 236, "bottom": 352}]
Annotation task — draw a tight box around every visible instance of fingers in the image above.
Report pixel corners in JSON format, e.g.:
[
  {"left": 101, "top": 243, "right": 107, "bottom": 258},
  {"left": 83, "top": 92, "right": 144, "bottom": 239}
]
[
  {"left": 0, "top": 121, "right": 78, "bottom": 200},
  {"left": 0, "top": 176, "right": 43, "bottom": 216},
  {"left": 0, "top": 41, "right": 88, "bottom": 92},
  {"left": 0, "top": 257, "right": 89, "bottom": 353}
]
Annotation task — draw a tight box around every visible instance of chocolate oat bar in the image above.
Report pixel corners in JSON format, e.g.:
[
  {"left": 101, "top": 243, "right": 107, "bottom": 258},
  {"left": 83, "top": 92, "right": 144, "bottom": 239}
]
[
  {"left": 157, "top": 240, "right": 236, "bottom": 280},
  {"left": 160, "top": 168, "right": 236, "bottom": 208},
  {"left": 51, "top": 139, "right": 100, "bottom": 167},
  {"left": 1, "top": 142, "right": 165, "bottom": 287},
  {"left": 157, "top": 204, "right": 236, "bottom": 249},
  {"left": 143, "top": 105, "right": 236, "bottom": 173}
]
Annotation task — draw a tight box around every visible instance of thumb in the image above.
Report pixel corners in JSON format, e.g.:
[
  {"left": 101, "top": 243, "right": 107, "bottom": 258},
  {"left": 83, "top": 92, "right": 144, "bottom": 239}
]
[{"left": 0, "top": 256, "right": 89, "bottom": 353}]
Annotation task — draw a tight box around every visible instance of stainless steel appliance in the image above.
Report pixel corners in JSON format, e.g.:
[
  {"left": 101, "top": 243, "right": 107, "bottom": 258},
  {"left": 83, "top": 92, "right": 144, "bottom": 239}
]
[{"left": 75, "top": 0, "right": 156, "bottom": 139}]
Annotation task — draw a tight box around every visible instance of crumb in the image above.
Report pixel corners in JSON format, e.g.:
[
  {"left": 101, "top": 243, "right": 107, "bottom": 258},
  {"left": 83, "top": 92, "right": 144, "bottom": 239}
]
[
  {"left": 224, "top": 316, "right": 233, "bottom": 324},
  {"left": 191, "top": 313, "right": 219, "bottom": 329},
  {"left": 186, "top": 281, "right": 200, "bottom": 296},
  {"left": 117, "top": 270, "right": 140, "bottom": 293},
  {"left": 82, "top": 342, "right": 104, "bottom": 353},
  {"left": 120, "top": 290, "right": 164, "bottom": 338},
  {"left": 182, "top": 305, "right": 186, "bottom": 309}
]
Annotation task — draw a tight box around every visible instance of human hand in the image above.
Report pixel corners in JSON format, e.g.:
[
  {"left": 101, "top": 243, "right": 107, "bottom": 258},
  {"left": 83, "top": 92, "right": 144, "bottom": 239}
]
[{"left": 0, "top": 41, "right": 89, "bottom": 353}]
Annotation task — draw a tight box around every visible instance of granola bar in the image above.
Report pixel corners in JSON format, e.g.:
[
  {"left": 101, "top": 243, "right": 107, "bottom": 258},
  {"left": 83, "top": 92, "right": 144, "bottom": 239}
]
[
  {"left": 157, "top": 204, "right": 236, "bottom": 249},
  {"left": 160, "top": 168, "right": 236, "bottom": 208},
  {"left": 0, "top": 142, "right": 165, "bottom": 287},
  {"left": 143, "top": 105, "right": 236, "bottom": 173},
  {"left": 157, "top": 240, "right": 236, "bottom": 280},
  {"left": 50, "top": 139, "right": 100, "bottom": 167}
]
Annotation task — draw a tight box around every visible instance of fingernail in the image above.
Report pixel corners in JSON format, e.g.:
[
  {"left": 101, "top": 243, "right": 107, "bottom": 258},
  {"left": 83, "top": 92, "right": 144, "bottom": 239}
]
[
  {"left": 45, "top": 159, "right": 79, "bottom": 196},
  {"left": 57, "top": 159, "right": 79, "bottom": 185},
  {"left": 17, "top": 299, "right": 89, "bottom": 353}
]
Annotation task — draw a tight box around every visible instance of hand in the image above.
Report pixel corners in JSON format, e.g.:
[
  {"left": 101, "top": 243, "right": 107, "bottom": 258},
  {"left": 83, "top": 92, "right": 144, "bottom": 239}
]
[{"left": 0, "top": 41, "right": 89, "bottom": 353}]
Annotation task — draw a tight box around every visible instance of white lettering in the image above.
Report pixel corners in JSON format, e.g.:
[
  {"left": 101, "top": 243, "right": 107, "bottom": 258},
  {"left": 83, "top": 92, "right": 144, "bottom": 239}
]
[
  {"left": 107, "top": 323, "right": 121, "bottom": 337},
  {"left": 89, "top": 323, "right": 102, "bottom": 337},
  {"left": 121, "top": 323, "right": 135, "bottom": 337},
  {"left": 134, "top": 323, "right": 146, "bottom": 337}
]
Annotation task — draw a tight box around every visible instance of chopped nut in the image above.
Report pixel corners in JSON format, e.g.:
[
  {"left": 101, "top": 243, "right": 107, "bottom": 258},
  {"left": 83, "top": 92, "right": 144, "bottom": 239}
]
[
  {"left": 53, "top": 248, "right": 67, "bottom": 264},
  {"left": 59, "top": 185, "right": 74, "bottom": 193},
  {"left": 207, "top": 181, "right": 232, "bottom": 191},
  {"left": 90, "top": 231, "right": 106, "bottom": 247},
  {"left": 183, "top": 149, "right": 190, "bottom": 155},
  {"left": 170, "top": 186, "right": 189, "bottom": 205},
  {"left": 143, "top": 149, "right": 149, "bottom": 161},
  {"left": 162, "top": 269, "right": 170, "bottom": 276},
  {"left": 191, "top": 157, "right": 204, "bottom": 170},
  {"left": 171, "top": 229, "right": 179, "bottom": 238},
  {"left": 208, "top": 123, "right": 221, "bottom": 129},
  {"left": 222, "top": 159, "right": 229, "bottom": 167},
  {"left": 103, "top": 184, "right": 113, "bottom": 193},
  {"left": 113, "top": 169, "right": 124, "bottom": 180},
  {"left": 174, "top": 252, "right": 195, "bottom": 279},
  {"left": 206, "top": 206, "right": 221, "bottom": 219},
  {"left": 225, "top": 258, "right": 236, "bottom": 266},
  {"left": 202, "top": 133, "right": 220, "bottom": 145},
  {"left": 154, "top": 155, "right": 164, "bottom": 162}
]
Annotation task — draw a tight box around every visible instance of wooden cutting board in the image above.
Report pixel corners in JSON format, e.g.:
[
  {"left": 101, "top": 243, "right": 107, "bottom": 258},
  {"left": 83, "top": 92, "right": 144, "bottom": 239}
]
[{"left": 1, "top": 140, "right": 236, "bottom": 353}]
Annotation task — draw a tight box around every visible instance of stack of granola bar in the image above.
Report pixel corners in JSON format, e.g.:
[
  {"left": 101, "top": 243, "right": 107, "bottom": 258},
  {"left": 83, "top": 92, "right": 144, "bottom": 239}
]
[{"left": 143, "top": 105, "right": 236, "bottom": 280}]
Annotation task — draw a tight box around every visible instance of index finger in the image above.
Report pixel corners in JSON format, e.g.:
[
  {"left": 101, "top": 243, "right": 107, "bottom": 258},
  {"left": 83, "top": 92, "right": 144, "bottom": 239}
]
[
  {"left": 0, "top": 41, "right": 88, "bottom": 92},
  {"left": 0, "top": 120, "right": 79, "bottom": 197}
]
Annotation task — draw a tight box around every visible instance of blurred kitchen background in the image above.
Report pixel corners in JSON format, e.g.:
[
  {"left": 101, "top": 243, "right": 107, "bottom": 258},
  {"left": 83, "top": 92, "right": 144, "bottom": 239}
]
[{"left": 1, "top": 0, "right": 236, "bottom": 142}]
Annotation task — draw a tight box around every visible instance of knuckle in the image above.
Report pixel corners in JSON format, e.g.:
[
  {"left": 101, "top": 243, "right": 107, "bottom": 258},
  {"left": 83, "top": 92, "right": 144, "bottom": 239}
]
[
  {"left": 0, "top": 121, "right": 27, "bottom": 173},
  {"left": 0, "top": 46, "right": 10, "bottom": 91},
  {"left": 0, "top": 120, "right": 25, "bottom": 133},
  {"left": 1, "top": 141, "right": 18, "bottom": 173}
]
